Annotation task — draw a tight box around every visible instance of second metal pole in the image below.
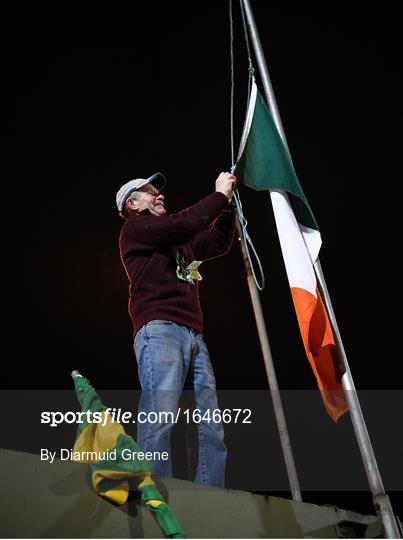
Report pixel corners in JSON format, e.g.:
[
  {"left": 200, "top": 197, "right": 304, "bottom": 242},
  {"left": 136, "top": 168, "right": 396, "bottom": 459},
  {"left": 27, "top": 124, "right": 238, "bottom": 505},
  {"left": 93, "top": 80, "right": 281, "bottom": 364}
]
[{"left": 236, "top": 222, "right": 302, "bottom": 502}]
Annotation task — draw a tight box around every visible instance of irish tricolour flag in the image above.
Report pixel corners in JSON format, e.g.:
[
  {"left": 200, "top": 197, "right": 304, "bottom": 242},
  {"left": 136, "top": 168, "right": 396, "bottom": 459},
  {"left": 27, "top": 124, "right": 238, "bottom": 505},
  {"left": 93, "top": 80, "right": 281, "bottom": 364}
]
[{"left": 235, "top": 79, "right": 348, "bottom": 422}]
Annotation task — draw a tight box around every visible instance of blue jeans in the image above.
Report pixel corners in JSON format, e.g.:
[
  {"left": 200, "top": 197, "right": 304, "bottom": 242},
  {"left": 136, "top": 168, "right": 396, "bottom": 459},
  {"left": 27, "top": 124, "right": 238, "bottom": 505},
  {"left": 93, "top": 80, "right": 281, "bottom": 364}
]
[{"left": 133, "top": 320, "right": 227, "bottom": 487}]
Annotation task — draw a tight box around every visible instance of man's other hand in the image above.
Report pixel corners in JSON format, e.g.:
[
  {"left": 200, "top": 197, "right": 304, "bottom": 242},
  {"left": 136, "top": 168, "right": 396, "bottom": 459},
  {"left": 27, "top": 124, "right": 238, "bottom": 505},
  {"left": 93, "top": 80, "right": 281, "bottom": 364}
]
[{"left": 215, "top": 172, "right": 237, "bottom": 201}]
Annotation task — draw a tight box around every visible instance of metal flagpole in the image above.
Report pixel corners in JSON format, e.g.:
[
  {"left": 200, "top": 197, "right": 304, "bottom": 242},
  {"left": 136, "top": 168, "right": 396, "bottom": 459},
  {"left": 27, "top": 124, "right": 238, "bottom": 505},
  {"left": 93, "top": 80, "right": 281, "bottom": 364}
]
[
  {"left": 240, "top": 1, "right": 401, "bottom": 537},
  {"left": 228, "top": 0, "right": 302, "bottom": 502},
  {"left": 236, "top": 221, "right": 302, "bottom": 502},
  {"left": 315, "top": 260, "right": 401, "bottom": 538}
]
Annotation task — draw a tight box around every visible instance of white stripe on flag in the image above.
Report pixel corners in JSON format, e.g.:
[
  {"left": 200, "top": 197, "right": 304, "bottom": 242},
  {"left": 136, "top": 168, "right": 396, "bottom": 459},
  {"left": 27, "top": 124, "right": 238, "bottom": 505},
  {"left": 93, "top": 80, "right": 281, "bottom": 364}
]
[
  {"left": 237, "top": 79, "right": 257, "bottom": 162},
  {"left": 270, "top": 189, "right": 318, "bottom": 296}
]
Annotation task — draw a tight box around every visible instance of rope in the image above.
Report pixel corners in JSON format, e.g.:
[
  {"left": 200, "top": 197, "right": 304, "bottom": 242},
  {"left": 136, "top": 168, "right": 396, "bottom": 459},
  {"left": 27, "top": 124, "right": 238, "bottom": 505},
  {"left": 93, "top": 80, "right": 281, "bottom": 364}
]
[
  {"left": 233, "top": 190, "right": 265, "bottom": 290},
  {"left": 239, "top": 0, "right": 254, "bottom": 103},
  {"left": 229, "top": 0, "right": 235, "bottom": 170},
  {"left": 229, "top": 0, "right": 265, "bottom": 291}
]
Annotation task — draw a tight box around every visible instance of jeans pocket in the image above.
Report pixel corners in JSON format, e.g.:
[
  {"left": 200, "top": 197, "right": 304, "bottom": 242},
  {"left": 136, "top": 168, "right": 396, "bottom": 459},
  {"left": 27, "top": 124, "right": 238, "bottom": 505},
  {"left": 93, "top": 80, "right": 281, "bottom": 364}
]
[{"left": 144, "top": 320, "right": 175, "bottom": 340}]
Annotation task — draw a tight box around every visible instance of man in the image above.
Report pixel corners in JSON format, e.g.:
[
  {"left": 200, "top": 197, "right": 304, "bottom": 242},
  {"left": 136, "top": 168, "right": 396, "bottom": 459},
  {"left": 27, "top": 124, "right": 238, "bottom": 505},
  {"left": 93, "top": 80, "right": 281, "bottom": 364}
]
[{"left": 117, "top": 171, "right": 236, "bottom": 487}]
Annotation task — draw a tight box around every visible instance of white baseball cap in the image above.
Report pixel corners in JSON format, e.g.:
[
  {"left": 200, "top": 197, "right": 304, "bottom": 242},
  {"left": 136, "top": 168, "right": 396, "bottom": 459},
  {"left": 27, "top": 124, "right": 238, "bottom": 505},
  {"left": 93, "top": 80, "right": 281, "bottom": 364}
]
[{"left": 116, "top": 172, "right": 166, "bottom": 216}]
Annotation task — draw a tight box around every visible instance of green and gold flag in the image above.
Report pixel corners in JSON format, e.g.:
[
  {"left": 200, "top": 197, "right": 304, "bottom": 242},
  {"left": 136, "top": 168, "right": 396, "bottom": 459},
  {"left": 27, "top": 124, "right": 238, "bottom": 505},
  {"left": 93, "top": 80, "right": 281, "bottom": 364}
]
[{"left": 72, "top": 375, "right": 185, "bottom": 538}]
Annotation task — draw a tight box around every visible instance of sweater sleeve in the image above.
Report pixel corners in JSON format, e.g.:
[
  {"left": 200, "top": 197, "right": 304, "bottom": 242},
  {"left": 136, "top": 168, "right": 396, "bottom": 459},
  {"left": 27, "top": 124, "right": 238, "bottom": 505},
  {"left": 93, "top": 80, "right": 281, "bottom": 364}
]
[
  {"left": 188, "top": 203, "right": 237, "bottom": 260},
  {"left": 121, "top": 192, "right": 229, "bottom": 250}
]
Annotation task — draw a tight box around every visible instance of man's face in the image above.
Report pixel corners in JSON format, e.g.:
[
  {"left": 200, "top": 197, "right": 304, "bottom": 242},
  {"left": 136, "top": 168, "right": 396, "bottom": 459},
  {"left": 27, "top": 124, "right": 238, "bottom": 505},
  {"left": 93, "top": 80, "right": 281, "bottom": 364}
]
[{"left": 129, "top": 183, "right": 166, "bottom": 217}]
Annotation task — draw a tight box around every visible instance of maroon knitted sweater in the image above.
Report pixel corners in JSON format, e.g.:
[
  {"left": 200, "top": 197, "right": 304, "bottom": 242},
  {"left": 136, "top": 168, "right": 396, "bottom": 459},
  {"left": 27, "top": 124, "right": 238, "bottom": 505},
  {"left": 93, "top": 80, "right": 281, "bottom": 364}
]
[{"left": 119, "top": 192, "right": 236, "bottom": 335}]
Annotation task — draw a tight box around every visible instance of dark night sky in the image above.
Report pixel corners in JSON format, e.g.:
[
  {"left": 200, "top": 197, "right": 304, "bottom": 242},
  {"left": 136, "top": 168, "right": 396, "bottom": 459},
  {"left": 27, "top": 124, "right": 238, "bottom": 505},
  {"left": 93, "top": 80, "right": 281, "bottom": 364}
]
[
  {"left": 4, "top": 4, "right": 401, "bottom": 390},
  {"left": 3, "top": 3, "right": 402, "bottom": 516}
]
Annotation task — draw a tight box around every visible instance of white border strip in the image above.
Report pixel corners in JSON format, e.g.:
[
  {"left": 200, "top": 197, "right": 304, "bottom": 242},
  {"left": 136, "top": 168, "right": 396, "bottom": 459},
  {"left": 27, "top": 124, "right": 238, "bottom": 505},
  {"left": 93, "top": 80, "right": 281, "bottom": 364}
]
[{"left": 237, "top": 78, "right": 257, "bottom": 162}]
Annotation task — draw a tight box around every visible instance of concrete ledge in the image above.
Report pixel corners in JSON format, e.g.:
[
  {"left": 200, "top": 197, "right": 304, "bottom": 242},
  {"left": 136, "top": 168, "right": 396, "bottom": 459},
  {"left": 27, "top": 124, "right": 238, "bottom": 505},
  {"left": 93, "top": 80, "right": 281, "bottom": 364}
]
[{"left": 0, "top": 449, "right": 381, "bottom": 538}]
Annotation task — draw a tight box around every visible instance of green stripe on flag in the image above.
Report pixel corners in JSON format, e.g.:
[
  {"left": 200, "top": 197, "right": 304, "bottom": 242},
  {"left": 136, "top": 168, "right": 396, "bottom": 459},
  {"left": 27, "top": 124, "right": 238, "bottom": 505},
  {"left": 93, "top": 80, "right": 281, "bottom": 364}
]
[
  {"left": 235, "top": 84, "right": 318, "bottom": 231},
  {"left": 74, "top": 376, "right": 106, "bottom": 438}
]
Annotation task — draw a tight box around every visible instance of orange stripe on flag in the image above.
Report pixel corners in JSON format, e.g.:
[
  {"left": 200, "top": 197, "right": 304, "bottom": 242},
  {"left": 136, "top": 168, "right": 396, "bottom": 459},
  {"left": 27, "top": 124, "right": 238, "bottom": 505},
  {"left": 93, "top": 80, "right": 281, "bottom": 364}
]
[{"left": 291, "top": 287, "right": 348, "bottom": 422}]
